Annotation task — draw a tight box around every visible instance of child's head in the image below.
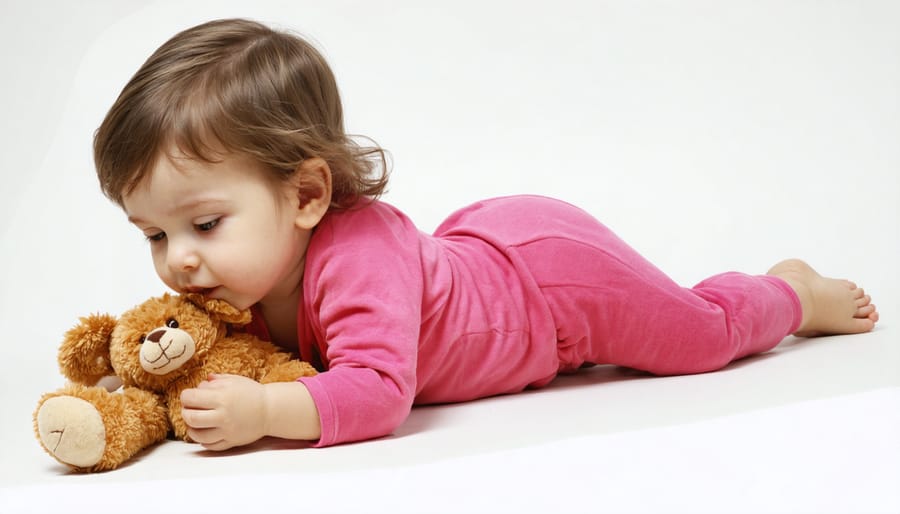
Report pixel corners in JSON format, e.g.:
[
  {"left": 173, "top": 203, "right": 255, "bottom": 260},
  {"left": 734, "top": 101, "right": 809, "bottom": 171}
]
[{"left": 94, "top": 18, "right": 387, "bottom": 210}]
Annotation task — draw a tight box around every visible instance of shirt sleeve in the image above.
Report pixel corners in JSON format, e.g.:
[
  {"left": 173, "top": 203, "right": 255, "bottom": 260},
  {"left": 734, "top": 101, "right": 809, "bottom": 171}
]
[{"left": 297, "top": 204, "right": 424, "bottom": 447}]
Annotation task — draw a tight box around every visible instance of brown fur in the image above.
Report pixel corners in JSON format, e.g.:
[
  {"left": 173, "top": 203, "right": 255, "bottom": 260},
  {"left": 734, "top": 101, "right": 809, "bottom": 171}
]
[{"left": 34, "top": 293, "right": 317, "bottom": 472}]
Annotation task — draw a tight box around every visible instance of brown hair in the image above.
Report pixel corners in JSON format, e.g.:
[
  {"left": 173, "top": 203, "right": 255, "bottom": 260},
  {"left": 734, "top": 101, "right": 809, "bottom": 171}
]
[{"left": 94, "top": 18, "right": 388, "bottom": 208}]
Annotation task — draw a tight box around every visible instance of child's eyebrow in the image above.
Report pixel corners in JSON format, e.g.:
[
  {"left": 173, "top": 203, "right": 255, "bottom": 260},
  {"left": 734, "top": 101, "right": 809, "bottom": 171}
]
[{"left": 127, "top": 198, "right": 230, "bottom": 225}]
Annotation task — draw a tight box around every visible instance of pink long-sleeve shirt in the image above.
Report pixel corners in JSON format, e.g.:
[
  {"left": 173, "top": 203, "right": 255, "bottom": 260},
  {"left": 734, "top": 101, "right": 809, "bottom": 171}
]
[{"left": 293, "top": 198, "right": 563, "bottom": 447}]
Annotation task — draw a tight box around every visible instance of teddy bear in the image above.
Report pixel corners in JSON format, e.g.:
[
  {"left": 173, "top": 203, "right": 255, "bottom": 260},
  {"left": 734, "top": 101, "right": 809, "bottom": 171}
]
[{"left": 33, "top": 292, "right": 318, "bottom": 472}]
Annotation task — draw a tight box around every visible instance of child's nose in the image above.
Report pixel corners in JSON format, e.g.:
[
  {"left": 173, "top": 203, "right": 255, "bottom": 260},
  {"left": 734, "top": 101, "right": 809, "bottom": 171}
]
[
  {"left": 166, "top": 239, "right": 200, "bottom": 272},
  {"left": 170, "top": 253, "right": 200, "bottom": 272}
]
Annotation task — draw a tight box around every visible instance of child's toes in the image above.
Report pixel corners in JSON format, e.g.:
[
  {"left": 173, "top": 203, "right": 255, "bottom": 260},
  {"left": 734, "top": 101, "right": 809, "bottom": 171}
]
[
  {"left": 850, "top": 316, "right": 876, "bottom": 333},
  {"left": 856, "top": 304, "right": 876, "bottom": 317}
]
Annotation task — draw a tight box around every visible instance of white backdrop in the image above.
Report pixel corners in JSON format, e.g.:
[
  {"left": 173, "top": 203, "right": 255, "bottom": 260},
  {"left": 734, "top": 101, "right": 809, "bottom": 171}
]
[{"left": 1, "top": 1, "right": 898, "bottom": 512}]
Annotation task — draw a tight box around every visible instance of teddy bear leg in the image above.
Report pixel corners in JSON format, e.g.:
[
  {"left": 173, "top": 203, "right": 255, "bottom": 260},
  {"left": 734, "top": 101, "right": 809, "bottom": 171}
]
[
  {"left": 34, "top": 385, "right": 169, "bottom": 472},
  {"left": 36, "top": 395, "right": 106, "bottom": 469}
]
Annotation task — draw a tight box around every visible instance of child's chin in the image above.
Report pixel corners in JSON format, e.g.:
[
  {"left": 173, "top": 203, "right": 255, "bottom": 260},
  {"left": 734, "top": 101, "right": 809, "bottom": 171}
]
[{"left": 214, "top": 292, "right": 255, "bottom": 310}]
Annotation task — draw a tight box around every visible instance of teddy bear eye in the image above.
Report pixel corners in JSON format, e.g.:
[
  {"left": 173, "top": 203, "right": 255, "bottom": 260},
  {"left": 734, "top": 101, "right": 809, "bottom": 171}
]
[
  {"left": 139, "top": 334, "right": 146, "bottom": 344},
  {"left": 166, "top": 318, "right": 179, "bottom": 329}
]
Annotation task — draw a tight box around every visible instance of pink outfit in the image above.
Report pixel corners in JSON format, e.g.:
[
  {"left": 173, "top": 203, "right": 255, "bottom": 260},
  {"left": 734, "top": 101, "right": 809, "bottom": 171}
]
[{"left": 250, "top": 196, "right": 802, "bottom": 447}]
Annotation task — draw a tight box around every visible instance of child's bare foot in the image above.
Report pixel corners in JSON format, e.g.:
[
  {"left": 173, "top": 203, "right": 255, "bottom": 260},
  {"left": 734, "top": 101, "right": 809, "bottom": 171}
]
[{"left": 767, "top": 259, "right": 878, "bottom": 337}]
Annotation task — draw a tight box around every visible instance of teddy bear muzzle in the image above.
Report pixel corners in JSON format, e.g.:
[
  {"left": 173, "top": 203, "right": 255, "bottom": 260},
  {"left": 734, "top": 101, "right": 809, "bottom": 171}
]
[{"left": 140, "top": 326, "right": 197, "bottom": 375}]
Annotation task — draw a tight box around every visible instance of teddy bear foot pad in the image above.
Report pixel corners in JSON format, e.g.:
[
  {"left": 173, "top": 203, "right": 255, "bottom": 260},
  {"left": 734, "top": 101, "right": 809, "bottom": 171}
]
[{"left": 36, "top": 396, "right": 106, "bottom": 468}]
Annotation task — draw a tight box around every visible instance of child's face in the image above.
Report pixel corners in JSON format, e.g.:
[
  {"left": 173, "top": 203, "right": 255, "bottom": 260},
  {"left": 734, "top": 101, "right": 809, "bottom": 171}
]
[{"left": 122, "top": 151, "right": 311, "bottom": 311}]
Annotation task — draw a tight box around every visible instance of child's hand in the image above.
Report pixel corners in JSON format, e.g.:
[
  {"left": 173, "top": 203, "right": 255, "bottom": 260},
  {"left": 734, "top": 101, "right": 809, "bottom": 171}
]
[{"left": 180, "top": 374, "right": 268, "bottom": 451}]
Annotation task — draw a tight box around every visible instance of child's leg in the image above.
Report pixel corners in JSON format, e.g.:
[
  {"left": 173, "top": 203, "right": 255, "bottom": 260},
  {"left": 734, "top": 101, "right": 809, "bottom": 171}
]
[{"left": 516, "top": 231, "right": 877, "bottom": 376}]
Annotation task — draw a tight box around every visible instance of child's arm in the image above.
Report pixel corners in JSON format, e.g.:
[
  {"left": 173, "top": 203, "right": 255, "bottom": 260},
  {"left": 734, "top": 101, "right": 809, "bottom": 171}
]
[
  {"left": 180, "top": 374, "right": 320, "bottom": 450},
  {"left": 296, "top": 203, "right": 424, "bottom": 447},
  {"left": 263, "top": 380, "right": 321, "bottom": 440}
]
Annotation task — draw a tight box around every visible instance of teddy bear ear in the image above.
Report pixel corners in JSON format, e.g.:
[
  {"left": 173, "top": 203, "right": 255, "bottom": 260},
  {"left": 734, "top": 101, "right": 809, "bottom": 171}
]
[
  {"left": 57, "top": 313, "right": 117, "bottom": 385},
  {"left": 184, "top": 294, "right": 252, "bottom": 325}
]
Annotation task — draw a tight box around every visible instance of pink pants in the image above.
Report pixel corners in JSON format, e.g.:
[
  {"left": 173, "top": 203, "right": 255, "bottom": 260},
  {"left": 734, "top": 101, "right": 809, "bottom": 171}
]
[{"left": 504, "top": 198, "right": 803, "bottom": 376}]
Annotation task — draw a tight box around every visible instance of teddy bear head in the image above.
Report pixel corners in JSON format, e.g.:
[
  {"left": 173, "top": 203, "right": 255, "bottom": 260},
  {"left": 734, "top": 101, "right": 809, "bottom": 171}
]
[{"left": 58, "top": 293, "right": 251, "bottom": 391}]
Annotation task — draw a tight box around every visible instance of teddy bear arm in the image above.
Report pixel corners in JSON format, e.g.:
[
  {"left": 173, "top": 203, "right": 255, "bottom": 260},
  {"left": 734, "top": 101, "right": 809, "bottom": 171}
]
[
  {"left": 58, "top": 313, "right": 118, "bottom": 385},
  {"left": 259, "top": 358, "right": 318, "bottom": 383},
  {"left": 216, "top": 334, "right": 310, "bottom": 383}
]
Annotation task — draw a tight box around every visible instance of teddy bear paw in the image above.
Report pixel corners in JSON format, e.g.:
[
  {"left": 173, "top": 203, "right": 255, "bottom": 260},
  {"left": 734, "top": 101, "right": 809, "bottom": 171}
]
[{"left": 36, "top": 396, "right": 106, "bottom": 468}]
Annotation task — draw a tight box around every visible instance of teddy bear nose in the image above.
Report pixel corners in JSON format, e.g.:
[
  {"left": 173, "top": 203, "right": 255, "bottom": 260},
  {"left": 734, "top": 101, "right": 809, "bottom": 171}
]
[{"left": 146, "top": 329, "right": 166, "bottom": 343}]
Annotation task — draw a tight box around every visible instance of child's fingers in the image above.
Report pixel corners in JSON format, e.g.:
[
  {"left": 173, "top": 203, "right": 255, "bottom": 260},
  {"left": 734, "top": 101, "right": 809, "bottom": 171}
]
[
  {"left": 181, "top": 406, "right": 221, "bottom": 429},
  {"left": 200, "top": 373, "right": 243, "bottom": 385},
  {"left": 180, "top": 387, "right": 219, "bottom": 408},
  {"left": 186, "top": 426, "right": 225, "bottom": 446},
  {"left": 200, "top": 439, "right": 236, "bottom": 452},
  {"left": 195, "top": 374, "right": 243, "bottom": 389}
]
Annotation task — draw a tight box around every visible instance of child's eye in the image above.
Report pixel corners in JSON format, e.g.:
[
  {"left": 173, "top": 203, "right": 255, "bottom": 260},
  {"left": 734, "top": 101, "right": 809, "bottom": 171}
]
[
  {"left": 146, "top": 232, "right": 166, "bottom": 242},
  {"left": 195, "top": 218, "right": 220, "bottom": 232}
]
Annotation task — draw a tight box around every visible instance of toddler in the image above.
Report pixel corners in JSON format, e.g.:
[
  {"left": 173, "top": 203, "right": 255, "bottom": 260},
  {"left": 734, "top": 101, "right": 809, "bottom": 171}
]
[{"left": 93, "top": 18, "right": 878, "bottom": 450}]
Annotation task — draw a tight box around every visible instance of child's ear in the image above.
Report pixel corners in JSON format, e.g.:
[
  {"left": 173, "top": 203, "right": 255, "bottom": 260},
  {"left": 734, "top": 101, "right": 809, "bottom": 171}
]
[{"left": 292, "top": 157, "right": 332, "bottom": 230}]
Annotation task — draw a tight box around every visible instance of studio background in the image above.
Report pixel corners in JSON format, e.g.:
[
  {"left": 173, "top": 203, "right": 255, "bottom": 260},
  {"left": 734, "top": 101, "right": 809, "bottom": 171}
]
[{"left": 2, "top": 2, "right": 898, "bottom": 513}]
